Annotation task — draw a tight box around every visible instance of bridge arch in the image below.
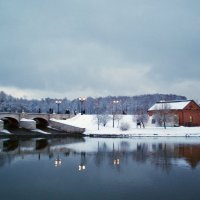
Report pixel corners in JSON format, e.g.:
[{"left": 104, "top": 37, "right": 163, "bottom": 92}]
[
  {"left": 33, "top": 118, "right": 49, "bottom": 128},
  {"left": 0, "top": 117, "right": 19, "bottom": 128}
]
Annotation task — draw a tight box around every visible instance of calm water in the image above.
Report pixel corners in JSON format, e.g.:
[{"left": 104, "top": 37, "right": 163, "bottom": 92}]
[{"left": 1, "top": 135, "right": 200, "bottom": 200}]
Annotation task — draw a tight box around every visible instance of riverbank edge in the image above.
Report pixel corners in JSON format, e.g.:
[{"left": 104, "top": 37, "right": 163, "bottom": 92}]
[
  {"left": 1, "top": 132, "right": 200, "bottom": 139},
  {"left": 0, "top": 132, "right": 85, "bottom": 139}
]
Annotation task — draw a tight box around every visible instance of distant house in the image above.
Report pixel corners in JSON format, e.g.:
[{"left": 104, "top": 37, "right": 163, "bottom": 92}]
[{"left": 148, "top": 100, "right": 200, "bottom": 127}]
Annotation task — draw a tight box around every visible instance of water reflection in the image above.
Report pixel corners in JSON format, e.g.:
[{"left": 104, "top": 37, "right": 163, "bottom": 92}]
[
  {"left": 54, "top": 155, "right": 62, "bottom": 167},
  {"left": 175, "top": 145, "right": 200, "bottom": 169},
  {"left": 0, "top": 137, "right": 200, "bottom": 171},
  {"left": 3, "top": 139, "right": 19, "bottom": 152},
  {"left": 0, "top": 137, "right": 85, "bottom": 168},
  {"left": 78, "top": 152, "right": 86, "bottom": 171}
]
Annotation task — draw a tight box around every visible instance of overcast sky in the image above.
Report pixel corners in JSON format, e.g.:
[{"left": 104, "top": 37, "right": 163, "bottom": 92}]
[{"left": 0, "top": 0, "right": 200, "bottom": 100}]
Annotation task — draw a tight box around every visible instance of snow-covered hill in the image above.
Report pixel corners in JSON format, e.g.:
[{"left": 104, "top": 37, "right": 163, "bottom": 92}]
[{"left": 51, "top": 114, "right": 200, "bottom": 137}]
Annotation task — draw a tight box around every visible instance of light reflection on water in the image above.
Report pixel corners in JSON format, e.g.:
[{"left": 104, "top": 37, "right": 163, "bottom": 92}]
[{"left": 0, "top": 136, "right": 200, "bottom": 200}]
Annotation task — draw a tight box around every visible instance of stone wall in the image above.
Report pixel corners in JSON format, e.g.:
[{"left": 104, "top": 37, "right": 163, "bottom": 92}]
[
  {"left": 20, "top": 119, "right": 36, "bottom": 130},
  {"left": 49, "top": 114, "right": 73, "bottom": 120}
]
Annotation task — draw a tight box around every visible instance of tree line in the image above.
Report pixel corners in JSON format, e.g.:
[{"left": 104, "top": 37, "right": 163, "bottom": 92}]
[{"left": 0, "top": 91, "right": 186, "bottom": 114}]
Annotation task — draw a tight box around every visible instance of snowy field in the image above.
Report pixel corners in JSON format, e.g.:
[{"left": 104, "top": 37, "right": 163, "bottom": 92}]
[{"left": 51, "top": 114, "right": 200, "bottom": 137}]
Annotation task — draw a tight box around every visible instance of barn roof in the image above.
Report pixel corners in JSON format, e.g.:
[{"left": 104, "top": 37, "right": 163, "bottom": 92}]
[{"left": 148, "top": 100, "right": 192, "bottom": 111}]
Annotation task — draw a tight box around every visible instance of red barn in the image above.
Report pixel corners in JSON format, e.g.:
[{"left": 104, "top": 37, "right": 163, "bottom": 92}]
[{"left": 148, "top": 100, "right": 200, "bottom": 127}]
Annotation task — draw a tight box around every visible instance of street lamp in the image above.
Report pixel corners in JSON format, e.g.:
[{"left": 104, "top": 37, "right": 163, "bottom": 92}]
[
  {"left": 55, "top": 99, "right": 62, "bottom": 114},
  {"left": 78, "top": 97, "right": 86, "bottom": 115},
  {"left": 112, "top": 100, "right": 119, "bottom": 128}
]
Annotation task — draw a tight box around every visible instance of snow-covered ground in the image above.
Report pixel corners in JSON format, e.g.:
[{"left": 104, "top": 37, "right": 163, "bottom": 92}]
[
  {"left": 51, "top": 114, "right": 200, "bottom": 137},
  {"left": 0, "top": 129, "right": 11, "bottom": 134}
]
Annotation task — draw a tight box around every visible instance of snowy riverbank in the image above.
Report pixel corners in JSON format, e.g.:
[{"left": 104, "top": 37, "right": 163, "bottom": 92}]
[{"left": 51, "top": 114, "right": 200, "bottom": 137}]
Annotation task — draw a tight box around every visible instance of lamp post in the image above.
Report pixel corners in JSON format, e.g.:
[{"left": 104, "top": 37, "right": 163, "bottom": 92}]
[
  {"left": 78, "top": 97, "right": 86, "bottom": 115},
  {"left": 55, "top": 99, "right": 62, "bottom": 114},
  {"left": 112, "top": 100, "right": 119, "bottom": 128}
]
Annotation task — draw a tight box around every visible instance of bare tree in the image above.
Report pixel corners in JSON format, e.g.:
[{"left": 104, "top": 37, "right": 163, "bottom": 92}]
[
  {"left": 95, "top": 114, "right": 101, "bottom": 130},
  {"left": 120, "top": 122, "right": 130, "bottom": 131},
  {"left": 133, "top": 108, "right": 149, "bottom": 128},
  {"left": 100, "top": 114, "right": 111, "bottom": 127},
  {"left": 95, "top": 114, "right": 111, "bottom": 130},
  {"left": 153, "top": 101, "right": 171, "bottom": 129},
  {"left": 115, "top": 115, "right": 123, "bottom": 127},
  {"left": 112, "top": 100, "right": 120, "bottom": 128}
]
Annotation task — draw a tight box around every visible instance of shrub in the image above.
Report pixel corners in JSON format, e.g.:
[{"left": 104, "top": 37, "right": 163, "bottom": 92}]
[{"left": 120, "top": 122, "right": 130, "bottom": 131}]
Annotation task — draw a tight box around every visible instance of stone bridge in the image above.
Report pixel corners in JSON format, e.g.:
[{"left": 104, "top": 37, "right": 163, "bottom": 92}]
[
  {"left": 0, "top": 112, "right": 71, "bottom": 126},
  {"left": 0, "top": 112, "right": 85, "bottom": 134}
]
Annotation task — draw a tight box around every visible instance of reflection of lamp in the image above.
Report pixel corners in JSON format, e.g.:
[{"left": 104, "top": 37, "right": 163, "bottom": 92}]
[
  {"left": 78, "top": 164, "right": 86, "bottom": 171},
  {"left": 112, "top": 100, "right": 119, "bottom": 128},
  {"left": 113, "top": 159, "right": 120, "bottom": 165},
  {"left": 79, "top": 97, "right": 86, "bottom": 115},
  {"left": 55, "top": 156, "right": 62, "bottom": 167},
  {"left": 78, "top": 152, "right": 86, "bottom": 171},
  {"left": 113, "top": 143, "right": 120, "bottom": 166},
  {"left": 55, "top": 100, "right": 62, "bottom": 114}
]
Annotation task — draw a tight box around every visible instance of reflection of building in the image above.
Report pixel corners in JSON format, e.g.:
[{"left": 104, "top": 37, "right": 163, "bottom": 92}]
[
  {"left": 175, "top": 145, "right": 200, "bottom": 168},
  {"left": 148, "top": 100, "right": 200, "bottom": 126}
]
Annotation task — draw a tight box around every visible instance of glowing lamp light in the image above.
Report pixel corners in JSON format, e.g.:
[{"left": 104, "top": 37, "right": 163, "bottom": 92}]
[
  {"left": 113, "top": 159, "right": 120, "bottom": 165},
  {"left": 55, "top": 158, "right": 62, "bottom": 167},
  {"left": 78, "top": 164, "right": 86, "bottom": 171}
]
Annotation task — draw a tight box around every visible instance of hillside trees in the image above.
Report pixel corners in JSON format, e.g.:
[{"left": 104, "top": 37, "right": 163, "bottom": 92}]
[{"left": 0, "top": 91, "right": 186, "bottom": 115}]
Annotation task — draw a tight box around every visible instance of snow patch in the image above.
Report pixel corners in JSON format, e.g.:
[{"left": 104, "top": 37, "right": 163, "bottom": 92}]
[
  {"left": 0, "top": 129, "right": 11, "bottom": 134},
  {"left": 148, "top": 101, "right": 190, "bottom": 111},
  {"left": 55, "top": 114, "right": 200, "bottom": 137},
  {"left": 31, "top": 129, "right": 51, "bottom": 134},
  {"left": 20, "top": 118, "right": 35, "bottom": 122}
]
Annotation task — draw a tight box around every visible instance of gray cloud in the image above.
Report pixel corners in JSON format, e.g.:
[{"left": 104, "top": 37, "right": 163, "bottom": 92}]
[{"left": 0, "top": 0, "right": 200, "bottom": 99}]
